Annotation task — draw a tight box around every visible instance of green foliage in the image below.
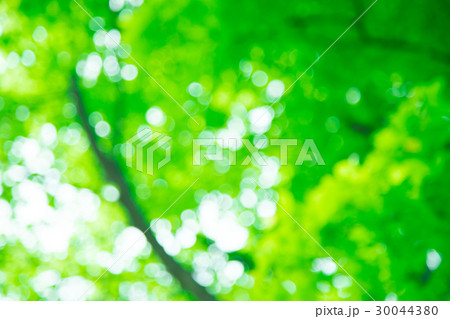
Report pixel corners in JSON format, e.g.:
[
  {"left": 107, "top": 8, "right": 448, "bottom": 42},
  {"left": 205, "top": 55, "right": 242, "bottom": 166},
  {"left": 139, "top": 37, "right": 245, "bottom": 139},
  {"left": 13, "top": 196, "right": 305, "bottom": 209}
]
[{"left": 0, "top": 0, "right": 449, "bottom": 301}]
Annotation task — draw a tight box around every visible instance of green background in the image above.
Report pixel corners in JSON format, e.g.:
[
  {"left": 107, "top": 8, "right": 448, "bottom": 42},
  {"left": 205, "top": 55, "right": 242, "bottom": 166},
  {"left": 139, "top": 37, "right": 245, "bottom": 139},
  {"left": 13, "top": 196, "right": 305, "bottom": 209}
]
[{"left": 0, "top": 0, "right": 449, "bottom": 301}]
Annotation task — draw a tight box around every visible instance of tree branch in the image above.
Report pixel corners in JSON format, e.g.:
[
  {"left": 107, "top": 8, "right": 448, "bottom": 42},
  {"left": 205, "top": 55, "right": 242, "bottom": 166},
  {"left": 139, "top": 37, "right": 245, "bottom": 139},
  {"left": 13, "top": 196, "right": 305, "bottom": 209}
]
[{"left": 70, "top": 76, "right": 215, "bottom": 301}]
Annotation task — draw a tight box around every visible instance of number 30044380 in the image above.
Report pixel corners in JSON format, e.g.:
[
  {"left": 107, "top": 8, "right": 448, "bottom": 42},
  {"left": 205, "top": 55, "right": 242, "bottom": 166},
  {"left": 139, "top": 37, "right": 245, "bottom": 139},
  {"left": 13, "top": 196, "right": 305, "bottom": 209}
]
[{"left": 376, "top": 306, "right": 438, "bottom": 316}]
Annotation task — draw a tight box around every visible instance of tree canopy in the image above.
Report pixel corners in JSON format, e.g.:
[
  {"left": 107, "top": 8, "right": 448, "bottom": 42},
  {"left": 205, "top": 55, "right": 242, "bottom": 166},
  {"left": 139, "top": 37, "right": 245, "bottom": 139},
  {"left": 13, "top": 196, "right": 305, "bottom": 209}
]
[{"left": 0, "top": 0, "right": 449, "bottom": 301}]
